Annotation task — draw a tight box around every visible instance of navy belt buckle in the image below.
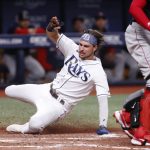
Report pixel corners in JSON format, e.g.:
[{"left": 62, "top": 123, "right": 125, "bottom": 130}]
[
  {"left": 60, "top": 99, "right": 65, "bottom": 105},
  {"left": 50, "top": 84, "right": 65, "bottom": 105}
]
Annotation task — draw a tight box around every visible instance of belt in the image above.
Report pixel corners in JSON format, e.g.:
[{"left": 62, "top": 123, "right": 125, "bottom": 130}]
[{"left": 50, "top": 84, "right": 65, "bottom": 105}]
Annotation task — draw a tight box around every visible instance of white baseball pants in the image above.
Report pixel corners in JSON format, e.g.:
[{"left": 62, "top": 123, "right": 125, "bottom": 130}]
[{"left": 5, "top": 83, "right": 68, "bottom": 133}]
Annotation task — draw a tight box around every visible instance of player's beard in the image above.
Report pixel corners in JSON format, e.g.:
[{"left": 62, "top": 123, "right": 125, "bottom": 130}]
[{"left": 79, "top": 51, "right": 95, "bottom": 60}]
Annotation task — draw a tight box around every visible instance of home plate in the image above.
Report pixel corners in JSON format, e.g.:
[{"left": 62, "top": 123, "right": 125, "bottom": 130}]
[{"left": 100, "top": 133, "right": 126, "bottom": 138}]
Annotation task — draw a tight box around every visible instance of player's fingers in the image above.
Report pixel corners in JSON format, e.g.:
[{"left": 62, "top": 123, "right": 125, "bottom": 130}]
[
  {"left": 51, "top": 18, "right": 59, "bottom": 26},
  {"left": 50, "top": 17, "right": 57, "bottom": 23},
  {"left": 54, "top": 18, "right": 60, "bottom": 25},
  {"left": 53, "top": 26, "right": 61, "bottom": 31}
]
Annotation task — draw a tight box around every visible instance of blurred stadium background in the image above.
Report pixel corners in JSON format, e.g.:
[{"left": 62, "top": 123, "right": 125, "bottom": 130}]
[{"left": 0, "top": 0, "right": 145, "bottom": 88}]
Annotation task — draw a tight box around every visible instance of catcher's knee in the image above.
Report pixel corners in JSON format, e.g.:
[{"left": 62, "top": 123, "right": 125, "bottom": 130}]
[
  {"left": 117, "top": 89, "right": 150, "bottom": 142},
  {"left": 123, "top": 89, "right": 144, "bottom": 111},
  {"left": 122, "top": 89, "right": 144, "bottom": 128}
]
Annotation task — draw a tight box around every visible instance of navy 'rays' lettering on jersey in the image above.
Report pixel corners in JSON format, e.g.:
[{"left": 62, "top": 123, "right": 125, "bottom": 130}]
[{"left": 65, "top": 55, "right": 91, "bottom": 82}]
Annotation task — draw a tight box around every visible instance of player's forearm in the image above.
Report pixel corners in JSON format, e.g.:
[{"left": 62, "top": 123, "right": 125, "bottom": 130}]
[
  {"left": 46, "top": 16, "right": 61, "bottom": 43},
  {"left": 129, "top": 0, "right": 150, "bottom": 30},
  {"left": 46, "top": 29, "right": 60, "bottom": 43},
  {"left": 97, "top": 95, "right": 108, "bottom": 127}
]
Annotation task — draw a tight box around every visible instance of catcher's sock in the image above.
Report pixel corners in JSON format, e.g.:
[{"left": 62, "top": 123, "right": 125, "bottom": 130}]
[
  {"left": 133, "top": 126, "right": 150, "bottom": 139},
  {"left": 139, "top": 91, "right": 150, "bottom": 131}
]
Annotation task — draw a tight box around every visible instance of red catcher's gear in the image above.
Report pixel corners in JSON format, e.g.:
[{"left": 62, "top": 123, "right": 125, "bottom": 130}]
[{"left": 140, "top": 88, "right": 150, "bottom": 131}]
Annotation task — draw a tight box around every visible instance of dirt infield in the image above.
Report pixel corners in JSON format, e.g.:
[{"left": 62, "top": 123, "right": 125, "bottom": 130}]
[
  {"left": 0, "top": 85, "right": 148, "bottom": 149},
  {"left": 0, "top": 127, "right": 150, "bottom": 150}
]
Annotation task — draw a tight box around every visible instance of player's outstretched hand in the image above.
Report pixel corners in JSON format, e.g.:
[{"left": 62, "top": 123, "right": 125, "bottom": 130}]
[
  {"left": 46, "top": 16, "right": 61, "bottom": 32},
  {"left": 96, "top": 125, "right": 110, "bottom": 135}
]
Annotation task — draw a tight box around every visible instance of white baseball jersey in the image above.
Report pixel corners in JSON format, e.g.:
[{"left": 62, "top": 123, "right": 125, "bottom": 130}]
[
  {"left": 5, "top": 34, "right": 110, "bottom": 134},
  {"left": 52, "top": 34, "right": 110, "bottom": 105}
]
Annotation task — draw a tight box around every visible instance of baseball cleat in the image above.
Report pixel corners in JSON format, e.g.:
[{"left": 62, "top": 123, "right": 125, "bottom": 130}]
[
  {"left": 6, "top": 124, "right": 22, "bottom": 133},
  {"left": 131, "top": 138, "right": 150, "bottom": 146},
  {"left": 113, "top": 110, "right": 134, "bottom": 138},
  {"left": 96, "top": 125, "right": 110, "bottom": 135}
]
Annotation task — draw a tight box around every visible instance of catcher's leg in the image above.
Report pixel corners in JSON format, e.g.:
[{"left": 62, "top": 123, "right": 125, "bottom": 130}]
[
  {"left": 128, "top": 89, "right": 150, "bottom": 146},
  {"left": 139, "top": 88, "right": 150, "bottom": 131},
  {"left": 114, "top": 89, "right": 144, "bottom": 139},
  {"left": 115, "top": 88, "right": 150, "bottom": 146}
]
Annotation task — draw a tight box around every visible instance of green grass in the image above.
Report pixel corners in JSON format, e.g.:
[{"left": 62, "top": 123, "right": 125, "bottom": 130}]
[{"left": 0, "top": 94, "right": 127, "bottom": 129}]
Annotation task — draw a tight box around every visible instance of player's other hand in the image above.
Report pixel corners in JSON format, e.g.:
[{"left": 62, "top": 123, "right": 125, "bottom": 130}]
[
  {"left": 96, "top": 125, "right": 110, "bottom": 135},
  {"left": 46, "top": 16, "right": 61, "bottom": 32}
]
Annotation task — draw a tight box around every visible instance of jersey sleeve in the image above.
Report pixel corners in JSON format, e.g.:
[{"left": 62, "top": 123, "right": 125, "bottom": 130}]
[
  {"left": 56, "top": 34, "right": 79, "bottom": 57},
  {"left": 129, "top": 0, "right": 150, "bottom": 30},
  {"left": 93, "top": 65, "right": 110, "bottom": 97}
]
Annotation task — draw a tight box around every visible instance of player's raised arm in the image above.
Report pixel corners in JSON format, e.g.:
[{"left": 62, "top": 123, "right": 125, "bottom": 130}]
[{"left": 46, "top": 16, "right": 61, "bottom": 43}]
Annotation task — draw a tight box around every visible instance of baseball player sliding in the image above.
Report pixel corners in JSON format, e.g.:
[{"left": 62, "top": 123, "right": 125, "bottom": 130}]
[
  {"left": 114, "top": 0, "right": 150, "bottom": 146},
  {"left": 5, "top": 16, "right": 110, "bottom": 135}
]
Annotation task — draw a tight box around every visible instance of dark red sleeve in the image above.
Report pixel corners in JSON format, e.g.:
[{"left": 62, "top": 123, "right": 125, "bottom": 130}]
[
  {"left": 15, "top": 27, "right": 29, "bottom": 34},
  {"left": 36, "top": 48, "right": 53, "bottom": 71},
  {"left": 129, "top": 0, "right": 150, "bottom": 30}
]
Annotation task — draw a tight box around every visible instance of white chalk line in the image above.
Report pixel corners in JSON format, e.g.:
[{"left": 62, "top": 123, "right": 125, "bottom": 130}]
[
  {"left": 0, "top": 144, "right": 149, "bottom": 150},
  {"left": 0, "top": 133, "right": 127, "bottom": 143}
]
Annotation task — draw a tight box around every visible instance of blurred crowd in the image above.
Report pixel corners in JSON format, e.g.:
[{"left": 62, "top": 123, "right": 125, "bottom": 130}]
[{"left": 0, "top": 10, "right": 141, "bottom": 86}]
